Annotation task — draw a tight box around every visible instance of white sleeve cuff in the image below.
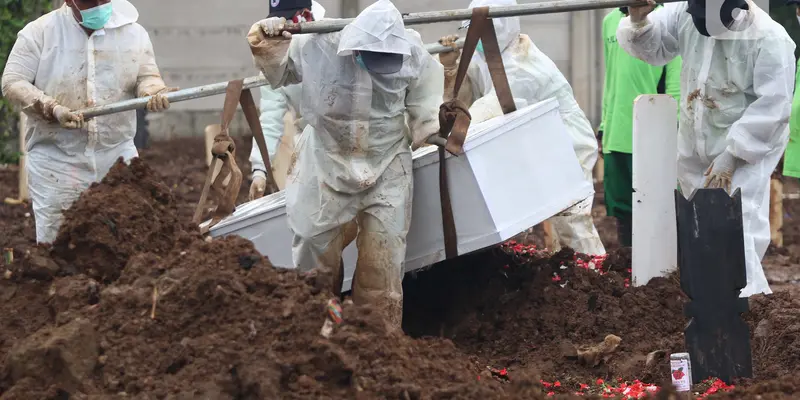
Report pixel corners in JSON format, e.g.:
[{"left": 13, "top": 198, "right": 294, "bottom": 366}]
[{"left": 252, "top": 169, "right": 267, "bottom": 180}]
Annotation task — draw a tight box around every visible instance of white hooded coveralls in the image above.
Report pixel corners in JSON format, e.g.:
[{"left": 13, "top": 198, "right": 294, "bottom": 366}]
[
  {"left": 248, "top": 0, "right": 443, "bottom": 328},
  {"left": 617, "top": 2, "right": 795, "bottom": 296},
  {"left": 450, "top": 0, "right": 605, "bottom": 255},
  {"left": 249, "top": 1, "right": 326, "bottom": 176},
  {"left": 1, "top": 0, "right": 167, "bottom": 244}
]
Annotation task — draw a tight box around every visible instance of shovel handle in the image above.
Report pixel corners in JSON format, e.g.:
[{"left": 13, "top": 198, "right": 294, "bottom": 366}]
[{"left": 426, "top": 136, "right": 448, "bottom": 147}]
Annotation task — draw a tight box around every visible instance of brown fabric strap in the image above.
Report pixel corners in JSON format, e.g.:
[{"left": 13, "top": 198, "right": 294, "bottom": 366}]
[
  {"left": 438, "top": 145, "right": 457, "bottom": 258},
  {"left": 239, "top": 88, "right": 279, "bottom": 195},
  {"left": 437, "top": 9, "right": 486, "bottom": 259},
  {"left": 478, "top": 9, "right": 517, "bottom": 115},
  {"left": 436, "top": 7, "right": 517, "bottom": 259},
  {"left": 220, "top": 80, "right": 243, "bottom": 136},
  {"left": 194, "top": 80, "right": 243, "bottom": 224}
]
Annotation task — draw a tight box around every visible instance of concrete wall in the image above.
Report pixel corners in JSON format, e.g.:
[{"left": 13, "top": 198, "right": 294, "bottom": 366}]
[{"left": 134, "top": 0, "right": 607, "bottom": 138}]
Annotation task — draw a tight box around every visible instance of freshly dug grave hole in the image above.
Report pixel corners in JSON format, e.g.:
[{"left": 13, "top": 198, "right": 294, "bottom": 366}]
[
  {"left": 50, "top": 158, "right": 200, "bottom": 282},
  {"left": 403, "top": 245, "right": 800, "bottom": 396},
  {"left": 403, "top": 246, "right": 685, "bottom": 389}
]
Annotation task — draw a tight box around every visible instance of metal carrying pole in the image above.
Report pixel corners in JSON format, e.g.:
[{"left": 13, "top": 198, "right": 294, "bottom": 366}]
[
  {"left": 285, "top": 0, "right": 680, "bottom": 34},
  {"left": 77, "top": 39, "right": 465, "bottom": 119},
  {"left": 77, "top": 0, "right": 680, "bottom": 119}
]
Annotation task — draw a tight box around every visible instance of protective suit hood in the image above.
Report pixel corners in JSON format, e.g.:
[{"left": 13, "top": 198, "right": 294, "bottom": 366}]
[
  {"left": 463, "top": 0, "right": 521, "bottom": 52},
  {"left": 311, "top": 1, "right": 326, "bottom": 19},
  {"left": 338, "top": 0, "right": 411, "bottom": 56}
]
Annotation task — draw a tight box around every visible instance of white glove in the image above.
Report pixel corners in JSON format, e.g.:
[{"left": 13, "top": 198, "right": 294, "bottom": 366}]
[
  {"left": 258, "top": 17, "right": 292, "bottom": 39},
  {"left": 703, "top": 151, "right": 740, "bottom": 193},
  {"left": 249, "top": 170, "right": 268, "bottom": 201},
  {"left": 52, "top": 105, "right": 84, "bottom": 130},
  {"left": 145, "top": 87, "right": 179, "bottom": 112}
]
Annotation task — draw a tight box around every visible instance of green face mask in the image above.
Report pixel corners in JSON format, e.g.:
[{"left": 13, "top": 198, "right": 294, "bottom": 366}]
[
  {"left": 77, "top": 2, "right": 113, "bottom": 30},
  {"left": 476, "top": 40, "right": 484, "bottom": 54},
  {"left": 355, "top": 53, "right": 367, "bottom": 70}
]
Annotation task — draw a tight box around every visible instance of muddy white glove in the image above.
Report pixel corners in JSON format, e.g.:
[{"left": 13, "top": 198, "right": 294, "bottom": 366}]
[
  {"left": 258, "top": 17, "right": 292, "bottom": 39},
  {"left": 249, "top": 170, "right": 268, "bottom": 201},
  {"left": 52, "top": 105, "right": 85, "bottom": 130},
  {"left": 438, "top": 35, "right": 461, "bottom": 69},
  {"left": 703, "top": 151, "right": 740, "bottom": 193},
  {"left": 144, "top": 87, "right": 179, "bottom": 112}
]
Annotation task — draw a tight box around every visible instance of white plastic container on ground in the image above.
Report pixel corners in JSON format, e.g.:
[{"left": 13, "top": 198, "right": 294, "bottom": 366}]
[{"left": 208, "top": 98, "right": 593, "bottom": 291}]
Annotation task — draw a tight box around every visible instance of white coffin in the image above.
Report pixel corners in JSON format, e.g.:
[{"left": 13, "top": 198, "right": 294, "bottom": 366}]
[{"left": 209, "top": 98, "right": 593, "bottom": 291}]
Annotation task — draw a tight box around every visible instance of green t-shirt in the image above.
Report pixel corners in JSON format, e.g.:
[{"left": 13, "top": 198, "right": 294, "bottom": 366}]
[
  {"left": 600, "top": 9, "right": 682, "bottom": 155},
  {"left": 782, "top": 58, "right": 800, "bottom": 178}
]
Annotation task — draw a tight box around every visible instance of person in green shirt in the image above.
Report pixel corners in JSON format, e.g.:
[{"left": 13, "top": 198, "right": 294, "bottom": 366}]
[
  {"left": 599, "top": 6, "right": 681, "bottom": 247},
  {"left": 783, "top": 3, "right": 800, "bottom": 178}
]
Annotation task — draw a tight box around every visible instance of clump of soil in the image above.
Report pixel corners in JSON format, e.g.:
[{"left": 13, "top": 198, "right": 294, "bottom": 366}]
[
  {"left": 602, "top": 247, "right": 632, "bottom": 276},
  {"left": 50, "top": 158, "right": 200, "bottom": 282}
]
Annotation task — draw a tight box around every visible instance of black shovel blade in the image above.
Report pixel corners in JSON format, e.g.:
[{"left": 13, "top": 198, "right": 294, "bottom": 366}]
[{"left": 675, "top": 188, "right": 752, "bottom": 384}]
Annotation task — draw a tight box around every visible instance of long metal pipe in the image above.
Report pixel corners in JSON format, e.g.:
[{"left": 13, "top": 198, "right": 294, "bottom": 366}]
[
  {"left": 78, "top": 0, "right": 681, "bottom": 118},
  {"left": 287, "top": 0, "right": 680, "bottom": 34},
  {"left": 78, "top": 39, "right": 465, "bottom": 119}
]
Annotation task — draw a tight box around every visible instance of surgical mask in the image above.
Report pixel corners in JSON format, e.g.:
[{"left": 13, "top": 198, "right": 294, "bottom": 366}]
[
  {"left": 355, "top": 53, "right": 367, "bottom": 70},
  {"left": 75, "top": 2, "right": 113, "bottom": 30},
  {"left": 476, "top": 40, "right": 484, "bottom": 54}
]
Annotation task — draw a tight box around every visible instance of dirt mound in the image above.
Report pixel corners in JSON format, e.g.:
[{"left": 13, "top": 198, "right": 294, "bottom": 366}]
[
  {"left": 50, "top": 158, "right": 200, "bottom": 282},
  {"left": 1, "top": 158, "right": 549, "bottom": 399},
  {"left": 747, "top": 292, "right": 800, "bottom": 380},
  {"left": 1, "top": 235, "right": 546, "bottom": 399}
]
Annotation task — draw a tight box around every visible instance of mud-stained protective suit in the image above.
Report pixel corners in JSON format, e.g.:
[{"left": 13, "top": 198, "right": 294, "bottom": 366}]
[
  {"left": 1, "top": 0, "right": 169, "bottom": 243},
  {"left": 248, "top": 0, "right": 443, "bottom": 328},
  {"left": 617, "top": 1, "right": 795, "bottom": 296}
]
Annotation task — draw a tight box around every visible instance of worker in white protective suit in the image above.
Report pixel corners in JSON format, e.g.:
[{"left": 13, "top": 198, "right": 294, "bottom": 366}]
[
  {"left": 438, "top": 0, "right": 606, "bottom": 255},
  {"left": 249, "top": 0, "right": 326, "bottom": 199},
  {"left": 247, "top": 0, "right": 444, "bottom": 329},
  {"left": 1, "top": 0, "right": 175, "bottom": 244},
  {"left": 618, "top": 0, "right": 795, "bottom": 296}
]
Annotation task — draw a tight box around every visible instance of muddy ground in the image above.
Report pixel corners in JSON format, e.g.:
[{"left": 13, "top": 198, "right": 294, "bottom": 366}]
[{"left": 1, "top": 137, "right": 799, "bottom": 399}]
